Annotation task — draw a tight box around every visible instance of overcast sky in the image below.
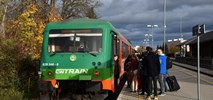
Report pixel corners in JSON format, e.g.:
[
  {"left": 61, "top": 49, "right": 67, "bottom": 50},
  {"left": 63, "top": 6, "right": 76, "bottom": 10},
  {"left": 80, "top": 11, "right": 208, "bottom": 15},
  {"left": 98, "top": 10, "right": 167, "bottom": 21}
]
[{"left": 96, "top": 0, "right": 213, "bottom": 48}]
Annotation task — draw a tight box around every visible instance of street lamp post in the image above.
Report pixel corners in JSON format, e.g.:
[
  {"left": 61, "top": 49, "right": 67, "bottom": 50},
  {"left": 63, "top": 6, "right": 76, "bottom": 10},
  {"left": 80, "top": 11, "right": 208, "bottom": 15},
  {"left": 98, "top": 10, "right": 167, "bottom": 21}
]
[
  {"left": 147, "top": 25, "right": 158, "bottom": 48},
  {"left": 144, "top": 34, "right": 150, "bottom": 47},
  {"left": 164, "top": 0, "right": 167, "bottom": 52}
]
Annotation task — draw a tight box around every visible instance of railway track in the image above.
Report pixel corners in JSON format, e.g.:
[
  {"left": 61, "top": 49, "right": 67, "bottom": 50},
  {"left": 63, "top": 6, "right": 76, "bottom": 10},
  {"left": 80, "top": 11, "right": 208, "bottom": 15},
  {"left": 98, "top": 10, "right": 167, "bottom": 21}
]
[{"left": 40, "top": 73, "right": 127, "bottom": 100}]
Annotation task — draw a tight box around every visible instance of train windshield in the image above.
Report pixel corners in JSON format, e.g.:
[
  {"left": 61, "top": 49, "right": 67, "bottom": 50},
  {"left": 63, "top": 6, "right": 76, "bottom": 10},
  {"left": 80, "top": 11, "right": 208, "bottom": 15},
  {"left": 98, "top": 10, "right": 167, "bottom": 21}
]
[{"left": 48, "top": 29, "right": 102, "bottom": 53}]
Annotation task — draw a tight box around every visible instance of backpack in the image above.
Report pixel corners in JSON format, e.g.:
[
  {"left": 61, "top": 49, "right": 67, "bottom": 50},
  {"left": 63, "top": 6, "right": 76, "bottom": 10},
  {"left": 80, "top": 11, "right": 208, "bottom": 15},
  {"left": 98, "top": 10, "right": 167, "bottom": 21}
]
[{"left": 166, "top": 57, "right": 172, "bottom": 69}]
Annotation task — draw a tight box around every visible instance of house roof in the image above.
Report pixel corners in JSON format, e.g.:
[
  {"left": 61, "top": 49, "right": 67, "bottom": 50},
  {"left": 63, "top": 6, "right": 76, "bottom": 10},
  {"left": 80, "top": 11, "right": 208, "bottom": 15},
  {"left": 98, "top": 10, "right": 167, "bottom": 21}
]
[
  {"left": 178, "top": 31, "right": 213, "bottom": 45},
  {"left": 177, "top": 37, "right": 196, "bottom": 46}
]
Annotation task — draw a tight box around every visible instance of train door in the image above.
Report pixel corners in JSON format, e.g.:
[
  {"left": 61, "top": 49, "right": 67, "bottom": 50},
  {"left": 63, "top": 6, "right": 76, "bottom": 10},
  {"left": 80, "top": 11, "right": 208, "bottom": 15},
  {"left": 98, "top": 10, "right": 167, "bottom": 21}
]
[
  {"left": 112, "top": 34, "right": 119, "bottom": 57},
  {"left": 111, "top": 32, "right": 120, "bottom": 89}
]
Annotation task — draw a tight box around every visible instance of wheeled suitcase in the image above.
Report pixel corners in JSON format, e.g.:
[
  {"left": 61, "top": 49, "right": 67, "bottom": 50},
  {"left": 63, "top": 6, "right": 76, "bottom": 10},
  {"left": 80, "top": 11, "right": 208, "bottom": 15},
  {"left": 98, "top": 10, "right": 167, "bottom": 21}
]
[{"left": 166, "top": 76, "right": 180, "bottom": 91}]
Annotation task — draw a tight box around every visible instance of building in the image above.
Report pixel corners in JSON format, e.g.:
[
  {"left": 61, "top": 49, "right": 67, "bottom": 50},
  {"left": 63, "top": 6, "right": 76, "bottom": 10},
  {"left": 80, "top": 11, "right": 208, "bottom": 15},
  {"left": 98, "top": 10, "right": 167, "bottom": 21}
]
[
  {"left": 177, "top": 37, "right": 196, "bottom": 57},
  {"left": 177, "top": 31, "right": 213, "bottom": 70},
  {"left": 178, "top": 31, "right": 213, "bottom": 58},
  {"left": 166, "top": 38, "right": 185, "bottom": 57}
]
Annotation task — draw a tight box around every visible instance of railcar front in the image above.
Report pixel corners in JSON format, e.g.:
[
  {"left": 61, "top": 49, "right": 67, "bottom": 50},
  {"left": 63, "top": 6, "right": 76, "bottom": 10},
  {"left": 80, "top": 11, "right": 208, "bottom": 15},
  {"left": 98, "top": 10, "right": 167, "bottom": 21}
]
[{"left": 39, "top": 19, "right": 116, "bottom": 99}]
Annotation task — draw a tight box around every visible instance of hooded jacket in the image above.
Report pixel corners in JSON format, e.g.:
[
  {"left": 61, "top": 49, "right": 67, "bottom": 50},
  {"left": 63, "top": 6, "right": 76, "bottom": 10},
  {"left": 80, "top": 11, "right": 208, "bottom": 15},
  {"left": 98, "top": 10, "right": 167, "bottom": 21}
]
[{"left": 159, "top": 54, "right": 167, "bottom": 74}]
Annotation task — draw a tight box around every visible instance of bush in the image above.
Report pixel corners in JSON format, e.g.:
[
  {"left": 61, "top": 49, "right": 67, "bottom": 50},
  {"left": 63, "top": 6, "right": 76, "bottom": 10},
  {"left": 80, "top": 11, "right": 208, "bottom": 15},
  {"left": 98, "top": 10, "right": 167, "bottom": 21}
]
[
  {"left": 0, "top": 88, "right": 24, "bottom": 100},
  {"left": 0, "top": 38, "right": 24, "bottom": 99},
  {"left": 18, "top": 57, "right": 40, "bottom": 99}
]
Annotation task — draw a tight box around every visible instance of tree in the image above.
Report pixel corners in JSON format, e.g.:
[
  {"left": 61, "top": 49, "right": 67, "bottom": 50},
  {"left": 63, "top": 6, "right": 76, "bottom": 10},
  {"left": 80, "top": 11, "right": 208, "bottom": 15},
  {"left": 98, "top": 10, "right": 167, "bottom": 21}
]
[
  {"left": 0, "top": 36, "right": 24, "bottom": 99},
  {"left": 15, "top": 2, "right": 62, "bottom": 59},
  {"left": 0, "top": 0, "right": 10, "bottom": 38},
  {"left": 50, "top": 0, "right": 56, "bottom": 7},
  {"left": 136, "top": 46, "right": 146, "bottom": 54},
  {"left": 161, "top": 43, "right": 168, "bottom": 54},
  {"left": 156, "top": 45, "right": 159, "bottom": 49},
  {"left": 170, "top": 45, "right": 179, "bottom": 55},
  {"left": 60, "top": 0, "right": 101, "bottom": 19},
  {"left": 0, "top": 0, "right": 101, "bottom": 98}
]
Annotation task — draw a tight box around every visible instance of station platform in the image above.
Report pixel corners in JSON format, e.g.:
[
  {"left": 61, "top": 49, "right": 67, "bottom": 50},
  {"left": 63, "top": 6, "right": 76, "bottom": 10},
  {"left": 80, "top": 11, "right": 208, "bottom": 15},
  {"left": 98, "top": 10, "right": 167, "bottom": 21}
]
[{"left": 117, "top": 64, "right": 213, "bottom": 100}]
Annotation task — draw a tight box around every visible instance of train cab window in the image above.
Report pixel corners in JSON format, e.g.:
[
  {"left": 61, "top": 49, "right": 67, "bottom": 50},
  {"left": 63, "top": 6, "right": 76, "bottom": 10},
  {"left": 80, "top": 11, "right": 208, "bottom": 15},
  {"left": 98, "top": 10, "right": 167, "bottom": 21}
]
[
  {"left": 48, "top": 29, "right": 102, "bottom": 53},
  {"left": 48, "top": 35, "right": 75, "bottom": 52},
  {"left": 75, "top": 33, "right": 102, "bottom": 53}
]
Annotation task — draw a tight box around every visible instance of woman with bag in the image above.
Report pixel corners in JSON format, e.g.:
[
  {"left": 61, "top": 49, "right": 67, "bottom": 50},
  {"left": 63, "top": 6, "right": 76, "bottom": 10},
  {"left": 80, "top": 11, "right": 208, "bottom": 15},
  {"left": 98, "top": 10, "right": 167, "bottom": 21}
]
[
  {"left": 130, "top": 54, "right": 139, "bottom": 92},
  {"left": 124, "top": 55, "right": 132, "bottom": 88}
]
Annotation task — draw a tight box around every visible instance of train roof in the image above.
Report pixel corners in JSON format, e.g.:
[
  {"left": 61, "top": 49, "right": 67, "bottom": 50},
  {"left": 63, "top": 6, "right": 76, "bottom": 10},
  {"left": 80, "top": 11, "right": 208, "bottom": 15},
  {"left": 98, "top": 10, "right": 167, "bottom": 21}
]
[
  {"left": 46, "top": 18, "right": 112, "bottom": 29},
  {"left": 45, "top": 18, "right": 132, "bottom": 46}
]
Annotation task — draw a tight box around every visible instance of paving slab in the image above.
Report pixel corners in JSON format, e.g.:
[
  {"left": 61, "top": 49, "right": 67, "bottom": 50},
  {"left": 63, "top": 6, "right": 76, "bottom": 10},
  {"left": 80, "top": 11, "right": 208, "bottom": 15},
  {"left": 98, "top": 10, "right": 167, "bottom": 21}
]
[{"left": 117, "top": 65, "right": 213, "bottom": 100}]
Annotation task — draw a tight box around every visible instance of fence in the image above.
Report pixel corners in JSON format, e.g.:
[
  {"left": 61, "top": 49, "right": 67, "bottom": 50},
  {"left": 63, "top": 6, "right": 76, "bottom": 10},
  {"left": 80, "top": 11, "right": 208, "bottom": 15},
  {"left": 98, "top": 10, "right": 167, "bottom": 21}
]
[{"left": 175, "top": 57, "right": 213, "bottom": 70}]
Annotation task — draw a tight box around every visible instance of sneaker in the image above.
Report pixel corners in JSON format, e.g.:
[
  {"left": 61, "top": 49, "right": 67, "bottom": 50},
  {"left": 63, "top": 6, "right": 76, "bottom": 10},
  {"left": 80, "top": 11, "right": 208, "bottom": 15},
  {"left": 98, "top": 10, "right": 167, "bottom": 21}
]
[
  {"left": 158, "top": 92, "right": 162, "bottom": 95},
  {"left": 154, "top": 96, "right": 158, "bottom": 100},
  {"left": 146, "top": 96, "right": 151, "bottom": 100},
  {"left": 139, "top": 93, "right": 145, "bottom": 95},
  {"left": 159, "top": 93, "right": 166, "bottom": 96}
]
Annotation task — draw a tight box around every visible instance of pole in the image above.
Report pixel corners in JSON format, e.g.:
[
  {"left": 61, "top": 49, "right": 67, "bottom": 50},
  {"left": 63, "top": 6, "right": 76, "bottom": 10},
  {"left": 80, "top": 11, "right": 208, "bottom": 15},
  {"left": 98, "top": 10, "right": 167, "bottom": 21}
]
[
  {"left": 148, "top": 34, "right": 150, "bottom": 46},
  {"left": 163, "top": 0, "right": 167, "bottom": 52},
  {"left": 152, "top": 26, "right": 153, "bottom": 48},
  {"left": 197, "top": 35, "right": 201, "bottom": 100},
  {"left": 180, "top": 16, "right": 183, "bottom": 38}
]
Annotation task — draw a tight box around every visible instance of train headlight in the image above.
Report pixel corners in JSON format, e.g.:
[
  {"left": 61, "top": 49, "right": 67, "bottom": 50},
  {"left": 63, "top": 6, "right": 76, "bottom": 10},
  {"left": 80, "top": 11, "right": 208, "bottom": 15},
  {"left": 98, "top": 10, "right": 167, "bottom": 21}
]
[
  {"left": 38, "top": 71, "right": 42, "bottom": 78},
  {"left": 93, "top": 71, "right": 100, "bottom": 76},
  {"left": 47, "top": 71, "right": 53, "bottom": 76},
  {"left": 55, "top": 84, "right": 59, "bottom": 88}
]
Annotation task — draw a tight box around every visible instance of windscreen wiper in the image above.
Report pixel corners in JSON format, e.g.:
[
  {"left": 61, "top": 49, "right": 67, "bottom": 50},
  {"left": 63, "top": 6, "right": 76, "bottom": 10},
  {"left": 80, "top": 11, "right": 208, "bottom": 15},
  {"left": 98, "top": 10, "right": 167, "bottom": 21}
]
[
  {"left": 89, "top": 52, "right": 97, "bottom": 57},
  {"left": 50, "top": 52, "right": 56, "bottom": 57}
]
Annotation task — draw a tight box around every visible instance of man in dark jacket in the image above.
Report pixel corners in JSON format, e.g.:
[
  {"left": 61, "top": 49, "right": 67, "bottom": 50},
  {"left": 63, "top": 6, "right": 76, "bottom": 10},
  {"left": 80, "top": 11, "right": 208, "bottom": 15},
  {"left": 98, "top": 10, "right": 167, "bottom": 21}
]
[
  {"left": 139, "top": 52, "right": 148, "bottom": 95},
  {"left": 142, "top": 47, "right": 160, "bottom": 100}
]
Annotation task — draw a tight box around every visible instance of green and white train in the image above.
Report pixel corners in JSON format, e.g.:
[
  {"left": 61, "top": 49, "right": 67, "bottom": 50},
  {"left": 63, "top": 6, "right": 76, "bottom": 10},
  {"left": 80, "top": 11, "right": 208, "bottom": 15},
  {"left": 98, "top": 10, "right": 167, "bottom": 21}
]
[{"left": 39, "top": 18, "right": 134, "bottom": 99}]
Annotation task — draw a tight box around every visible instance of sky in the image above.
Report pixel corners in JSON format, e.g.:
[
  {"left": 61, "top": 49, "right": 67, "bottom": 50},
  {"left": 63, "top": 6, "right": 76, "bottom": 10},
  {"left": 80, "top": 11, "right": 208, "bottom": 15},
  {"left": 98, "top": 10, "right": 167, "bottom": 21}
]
[{"left": 96, "top": 0, "right": 213, "bottom": 48}]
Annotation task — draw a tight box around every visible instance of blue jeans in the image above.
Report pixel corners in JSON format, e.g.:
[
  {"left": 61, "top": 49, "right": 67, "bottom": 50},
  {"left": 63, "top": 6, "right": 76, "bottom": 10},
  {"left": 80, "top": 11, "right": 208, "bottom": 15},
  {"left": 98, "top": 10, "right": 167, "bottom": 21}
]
[
  {"left": 158, "top": 74, "right": 167, "bottom": 93},
  {"left": 164, "top": 75, "right": 168, "bottom": 91}
]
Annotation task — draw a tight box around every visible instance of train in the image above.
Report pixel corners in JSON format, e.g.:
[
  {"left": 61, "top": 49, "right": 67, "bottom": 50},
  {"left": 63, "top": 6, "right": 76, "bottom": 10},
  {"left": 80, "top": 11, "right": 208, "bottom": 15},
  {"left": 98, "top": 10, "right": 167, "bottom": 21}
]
[{"left": 39, "top": 18, "right": 134, "bottom": 99}]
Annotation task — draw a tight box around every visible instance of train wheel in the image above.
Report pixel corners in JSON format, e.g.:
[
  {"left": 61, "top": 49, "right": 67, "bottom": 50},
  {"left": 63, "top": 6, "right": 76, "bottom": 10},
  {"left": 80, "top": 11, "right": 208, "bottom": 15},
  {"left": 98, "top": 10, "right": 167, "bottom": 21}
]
[
  {"left": 89, "top": 91, "right": 108, "bottom": 100},
  {"left": 81, "top": 94, "right": 92, "bottom": 100},
  {"left": 51, "top": 89, "right": 60, "bottom": 100},
  {"left": 67, "top": 94, "right": 91, "bottom": 100},
  {"left": 70, "top": 92, "right": 109, "bottom": 100}
]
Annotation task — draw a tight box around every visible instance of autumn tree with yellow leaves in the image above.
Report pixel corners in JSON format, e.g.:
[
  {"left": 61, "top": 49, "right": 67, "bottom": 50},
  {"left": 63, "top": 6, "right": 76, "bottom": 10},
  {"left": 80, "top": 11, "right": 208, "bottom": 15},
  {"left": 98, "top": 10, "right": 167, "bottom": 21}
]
[
  {"left": 0, "top": 0, "right": 100, "bottom": 99},
  {"left": 0, "top": 2, "right": 62, "bottom": 99},
  {"left": 17, "top": 3, "right": 62, "bottom": 59}
]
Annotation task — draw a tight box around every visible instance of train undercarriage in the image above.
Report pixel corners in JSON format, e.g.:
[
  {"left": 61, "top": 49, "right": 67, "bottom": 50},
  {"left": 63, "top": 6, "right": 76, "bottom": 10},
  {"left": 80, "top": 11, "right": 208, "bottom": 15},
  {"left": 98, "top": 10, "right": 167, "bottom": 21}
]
[{"left": 39, "top": 73, "right": 127, "bottom": 100}]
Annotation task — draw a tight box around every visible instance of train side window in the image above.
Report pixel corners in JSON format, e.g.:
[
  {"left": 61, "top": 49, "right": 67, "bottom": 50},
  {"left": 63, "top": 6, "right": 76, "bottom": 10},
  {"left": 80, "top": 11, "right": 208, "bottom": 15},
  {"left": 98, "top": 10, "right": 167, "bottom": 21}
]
[
  {"left": 122, "top": 42, "right": 128, "bottom": 59},
  {"left": 112, "top": 33, "right": 118, "bottom": 56},
  {"left": 117, "top": 39, "right": 120, "bottom": 56}
]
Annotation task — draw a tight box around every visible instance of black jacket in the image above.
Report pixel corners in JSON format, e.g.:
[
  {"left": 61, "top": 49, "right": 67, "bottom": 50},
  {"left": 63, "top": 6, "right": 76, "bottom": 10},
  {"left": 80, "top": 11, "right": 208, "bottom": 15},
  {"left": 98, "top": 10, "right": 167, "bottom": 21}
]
[{"left": 142, "top": 52, "right": 160, "bottom": 77}]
